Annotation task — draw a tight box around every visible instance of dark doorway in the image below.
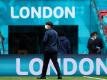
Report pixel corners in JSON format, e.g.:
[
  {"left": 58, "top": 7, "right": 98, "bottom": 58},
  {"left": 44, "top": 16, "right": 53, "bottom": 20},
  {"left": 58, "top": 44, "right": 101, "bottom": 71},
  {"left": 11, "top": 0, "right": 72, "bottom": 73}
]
[{"left": 9, "top": 25, "right": 78, "bottom": 54}]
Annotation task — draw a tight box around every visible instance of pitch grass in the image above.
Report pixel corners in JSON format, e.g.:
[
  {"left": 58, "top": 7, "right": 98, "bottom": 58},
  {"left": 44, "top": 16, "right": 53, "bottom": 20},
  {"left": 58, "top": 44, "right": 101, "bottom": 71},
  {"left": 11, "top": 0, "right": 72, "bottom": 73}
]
[
  {"left": 0, "top": 76, "right": 107, "bottom": 80},
  {"left": 0, "top": 77, "right": 90, "bottom": 80}
]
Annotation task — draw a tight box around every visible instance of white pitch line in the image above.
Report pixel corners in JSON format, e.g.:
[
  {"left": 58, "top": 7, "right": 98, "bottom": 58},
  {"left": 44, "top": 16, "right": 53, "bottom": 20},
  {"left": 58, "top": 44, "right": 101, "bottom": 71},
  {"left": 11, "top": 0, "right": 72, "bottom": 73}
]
[{"left": 83, "top": 76, "right": 107, "bottom": 80}]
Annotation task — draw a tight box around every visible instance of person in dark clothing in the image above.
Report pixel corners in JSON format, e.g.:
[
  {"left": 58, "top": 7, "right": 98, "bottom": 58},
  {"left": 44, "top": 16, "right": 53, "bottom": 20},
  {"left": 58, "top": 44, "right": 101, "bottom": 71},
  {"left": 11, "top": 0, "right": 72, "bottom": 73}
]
[
  {"left": 59, "top": 31, "right": 71, "bottom": 54},
  {"left": 87, "top": 32, "right": 103, "bottom": 54},
  {"left": 39, "top": 21, "right": 62, "bottom": 79},
  {"left": 0, "top": 31, "right": 5, "bottom": 54}
]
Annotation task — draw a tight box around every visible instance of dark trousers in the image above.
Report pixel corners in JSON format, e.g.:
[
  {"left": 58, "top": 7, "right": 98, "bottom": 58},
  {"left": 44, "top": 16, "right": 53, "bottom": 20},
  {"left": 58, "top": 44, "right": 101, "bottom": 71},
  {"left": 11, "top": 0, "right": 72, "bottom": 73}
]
[{"left": 41, "top": 52, "right": 61, "bottom": 77}]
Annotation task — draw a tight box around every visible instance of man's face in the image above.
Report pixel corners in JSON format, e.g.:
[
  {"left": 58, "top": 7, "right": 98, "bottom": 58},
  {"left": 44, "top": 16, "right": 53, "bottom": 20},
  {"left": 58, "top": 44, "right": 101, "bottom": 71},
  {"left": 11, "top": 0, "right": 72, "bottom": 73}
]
[
  {"left": 93, "top": 34, "right": 97, "bottom": 39},
  {"left": 45, "top": 25, "right": 50, "bottom": 29}
]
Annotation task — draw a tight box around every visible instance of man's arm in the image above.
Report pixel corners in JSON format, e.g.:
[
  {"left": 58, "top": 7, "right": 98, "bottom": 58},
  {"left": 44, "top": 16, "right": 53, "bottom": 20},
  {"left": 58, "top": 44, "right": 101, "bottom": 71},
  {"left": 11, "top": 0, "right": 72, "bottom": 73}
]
[
  {"left": 0, "top": 34, "right": 5, "bottom": 53},
  {"left": 87, "top": 39, "right": 94, "bottom": 51},
  {"left": 99, "top": 38, "right": 104, "bottom": 49},
  {"left": 1, "top": 35, "right": 5, "bottom": 42},
  {"left": 43, "top": 31, "right": 48, "bottom": 44}
]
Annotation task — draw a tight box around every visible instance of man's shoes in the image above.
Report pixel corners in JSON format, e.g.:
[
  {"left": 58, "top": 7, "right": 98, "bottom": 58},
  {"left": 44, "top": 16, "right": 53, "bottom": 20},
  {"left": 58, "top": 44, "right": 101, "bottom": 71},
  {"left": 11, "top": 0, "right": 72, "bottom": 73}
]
[
  {"left": 37, "top": 77, "right": 46, "bottom": 79},
  {"left": 58, "top": 76, "right": 62, "bottom": 79}
]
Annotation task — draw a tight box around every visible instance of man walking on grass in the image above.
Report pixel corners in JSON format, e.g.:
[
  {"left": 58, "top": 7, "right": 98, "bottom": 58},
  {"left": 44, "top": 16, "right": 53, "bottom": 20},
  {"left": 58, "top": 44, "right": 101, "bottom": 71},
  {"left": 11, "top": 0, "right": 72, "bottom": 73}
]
[{"left": 39, "top": 21, "right": 62, "bottom": 79}]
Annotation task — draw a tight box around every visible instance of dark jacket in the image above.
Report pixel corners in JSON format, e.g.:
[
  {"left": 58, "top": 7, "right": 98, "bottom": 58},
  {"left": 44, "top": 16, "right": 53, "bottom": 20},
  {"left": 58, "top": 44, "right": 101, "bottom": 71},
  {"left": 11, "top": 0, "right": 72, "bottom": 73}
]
[
  {"left": 0, "top": 33, "right": 4, "bottom": 41},
  {"left": 96, "top": 38, "right": 103, "bottom": 50},
  {"left": 43, "top": 29, "right": 59, "bottom": 53},
  {"left": 87, "top": 37, "right": 103, "bottom": 54},
  {"left": 59, "top": 36, "right": 71, "bottom": 54}
]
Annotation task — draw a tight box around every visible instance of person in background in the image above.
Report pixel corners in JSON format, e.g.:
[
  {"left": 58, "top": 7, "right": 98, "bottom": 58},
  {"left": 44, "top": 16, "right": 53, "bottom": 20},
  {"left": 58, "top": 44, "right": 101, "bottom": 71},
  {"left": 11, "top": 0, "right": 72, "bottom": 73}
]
[
  {"left": 0, "top": 31, "right": 5, "bottom": 54},
  {"left": 58, "top": 31, "right": 71, "bottom": 55},
  {"left": 39, "top": 21, "right": 62, "bottom": 79},
  {"left": 87, "top": 32, "right": 103, "bottom": 54}
]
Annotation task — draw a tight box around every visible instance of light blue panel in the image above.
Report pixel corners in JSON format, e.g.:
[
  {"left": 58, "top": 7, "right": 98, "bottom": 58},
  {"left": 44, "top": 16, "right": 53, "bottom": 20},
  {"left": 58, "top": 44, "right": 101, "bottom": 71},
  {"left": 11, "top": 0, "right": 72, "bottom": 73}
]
[{"left": 0, "top": 0, "right": 107, "bottom": 54}]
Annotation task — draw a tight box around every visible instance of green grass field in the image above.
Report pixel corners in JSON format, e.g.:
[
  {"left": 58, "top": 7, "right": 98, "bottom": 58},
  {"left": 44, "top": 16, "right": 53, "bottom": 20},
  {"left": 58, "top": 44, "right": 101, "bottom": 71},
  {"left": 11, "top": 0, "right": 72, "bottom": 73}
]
[{"left": 0, "top": 76, "right": 107, "bottom": 80}]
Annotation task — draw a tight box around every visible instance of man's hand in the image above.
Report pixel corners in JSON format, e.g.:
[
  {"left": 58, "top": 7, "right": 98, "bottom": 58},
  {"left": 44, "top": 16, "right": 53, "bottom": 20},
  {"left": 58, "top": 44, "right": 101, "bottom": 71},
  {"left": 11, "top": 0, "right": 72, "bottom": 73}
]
[{"left": 96, "top": 47, "right": 101, "bottom": 53}]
